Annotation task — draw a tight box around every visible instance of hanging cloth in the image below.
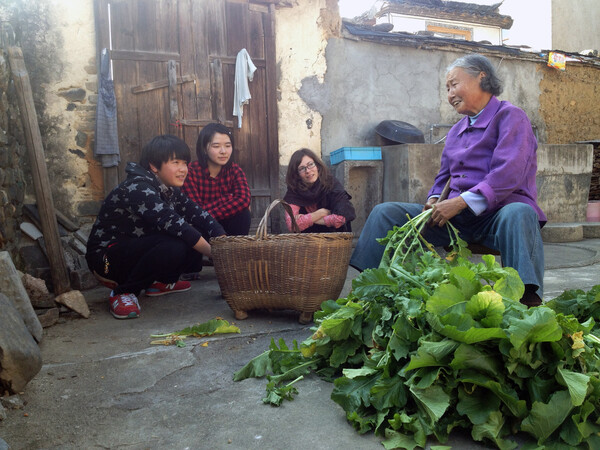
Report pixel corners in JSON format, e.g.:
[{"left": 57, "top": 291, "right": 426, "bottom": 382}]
[
  {"left": 233, "top": 48, "right": 257, "bottom": 128},
  {"left": 94, "top": 48, "right": 121, "bottom": 167}
]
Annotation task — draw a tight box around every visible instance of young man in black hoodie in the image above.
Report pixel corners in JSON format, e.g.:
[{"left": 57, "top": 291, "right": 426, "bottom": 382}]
[{"left": 86, "top": 135, "right": 225, "bottom": 319}]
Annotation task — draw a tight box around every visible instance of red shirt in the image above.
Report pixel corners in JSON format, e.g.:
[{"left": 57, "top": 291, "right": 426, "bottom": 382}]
[{"left": 182, "top": 161, "right": 251, "bottom": 221}]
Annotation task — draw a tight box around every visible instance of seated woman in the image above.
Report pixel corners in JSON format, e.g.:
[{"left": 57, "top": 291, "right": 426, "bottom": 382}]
[
  {"left": 283, "top": 148, "right": 355, "bottom": 233},
  {"left": 350, "top": 54, "right": 546, "bottom": 307},
  {"left": 182, "top": 123, "right": 251, "bottom": 236},
  {"left": 85, "top": 134, "right": 225, "bottom": 320}
]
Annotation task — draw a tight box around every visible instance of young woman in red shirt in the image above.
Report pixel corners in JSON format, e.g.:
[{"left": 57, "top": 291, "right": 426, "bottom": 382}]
[{"left": 182, "top": 123, "right": 251, "bottom": 236}]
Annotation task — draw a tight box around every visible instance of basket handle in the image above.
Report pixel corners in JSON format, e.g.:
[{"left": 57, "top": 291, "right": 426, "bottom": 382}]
[{"left": 256, "top": 199, "right": 300, "bottom": 239}]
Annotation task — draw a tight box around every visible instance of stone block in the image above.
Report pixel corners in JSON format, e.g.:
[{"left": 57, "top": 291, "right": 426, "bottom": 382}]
[
  {"left": 70, "top": 268, "right": 98, "bottom": 291},
  {"left": 0, "top": 293, "right": 42, "bottom": 394},
  {"left": 36, "top": 307, "right": 60, "bottom": 328},
  {"left": 583, "top": 222, "right": 600, "bottom": 238},
  {"left": 381, "top": 143, "right": 443, "bottom": 203},
  {"left": 536, "top": 144, "right": 594, "bottom": 223},
  {"left": 331, "top": 160, "right": 383, "bottom": 236},
  {"left": 0, "top": 252, "right": 43, "bottom": 342},
  {"left": 55, "top": 290, "right": 90, "bottom": 318},
  {"left": 541, "top": 223, "right": 584, "bottom": 243}
]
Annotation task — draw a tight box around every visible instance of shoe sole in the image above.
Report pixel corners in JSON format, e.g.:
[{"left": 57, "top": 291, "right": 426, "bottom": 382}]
[
  {"left": 145, "top": 286, "right": 191, "bottom": 297},
  {"left": 110, "top": 309, "right": 139, "bottom": 319}
]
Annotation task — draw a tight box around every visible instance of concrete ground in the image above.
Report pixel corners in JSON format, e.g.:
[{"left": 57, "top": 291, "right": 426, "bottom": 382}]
[{"left": 2, "top": 239, "right": 600, "bottom": 450}]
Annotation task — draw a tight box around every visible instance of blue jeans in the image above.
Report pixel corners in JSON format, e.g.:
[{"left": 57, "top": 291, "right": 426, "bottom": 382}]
[{"left": 350, "top": 202, "right": 545, "bottom": 296}]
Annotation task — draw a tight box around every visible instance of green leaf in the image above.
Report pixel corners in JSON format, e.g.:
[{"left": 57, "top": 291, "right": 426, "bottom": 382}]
[
  {"left": 370, "top": 374, "right": 408, "bottom": 410},
  {"left": 233, "top": 350, "right": 272, "bottom": 381},
  {"left": 556, "top": 367, "right": 590, "bottom": 407},
  {"left": 521, "top": 390, "right": 573, "bottom": 443},
  {"left": 329, "top": 337, "right": 362, "bottom": 367},
  {"left": 409, "top": 384, "right": 450, "bottom": 423},
  {"left": 456, "top": 385, "right": 501, "bottom": 425},
  {"left": 426, "top": 283, "right": 467, "bottom": 315},
  {"left": 382, "top": 429, "right": 420, "bottom": 450},
  {"left": 406, "top": 340, "right": 459, "bottom": 370},
  {"left": 460, "top": 372, "right": 528, "bottom": 419},
  {"left": 352, "top": 268, "right": 398, "bottom": 299},
  {"left": 492, "top": 267, "right": 524, "bottom": 301},
  {"left": 331, "top": 372, "right": 380, "bottom": 412},
  {"left": 465, "top": 290, "right": 505, "bottom": 328},
  {"left": 471, "top": 410, "right": 517, "bottom": 450},
  {"left": 507, "top": 308, "right": 563, "bottom": 349},
  {"left": 429, "top": 313, "right": 507, "bottom": 344},
  {"left": 450, "top": 343, "right": 501, "bottom": 376}
]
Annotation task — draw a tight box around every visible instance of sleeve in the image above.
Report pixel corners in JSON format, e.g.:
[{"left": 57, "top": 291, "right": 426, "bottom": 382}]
[
  {"left": 469, "top": 109, "right": 537, "bottom": 210},
  {"left": 323, "top": 214, "right": 347, "bottom": 229},
  {"left": 125, "top": 181, "right": 206, "bottom": 247},
  {"left": 285, "top": 203, "right": 314, "bottom": 232},
  {"left": 180, "top": 194, "right": 226, "bottom": 240},
  {"left": 181, "top": 162, "right": 205, "bottom": 206},
  {"left": 200, "top": 165, "right": 251, "bottom": 220}
]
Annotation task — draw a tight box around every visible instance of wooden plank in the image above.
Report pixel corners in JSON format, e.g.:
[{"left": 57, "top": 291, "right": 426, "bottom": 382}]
[
  {"left": 265, "top": 4, "right": 281, "bottom": 231},
  {"left": 110, "top": 0, "right": 140, "bottom": 180},
  {"left": 177, "top": 0, "right": 200, "bottom": 150},
  {"left": 8, "top": 46, "right": 71, "bottom": 294},
  {"left": 210, "top": 58, "right": 226, "bottom": 124},
  {"left": 167, "top": 59, "right": 179, "bottom": 133},
  {"left": 110, "top": 49, "right": 181, "bottom": 62},
  {"left": 179, "top": 118, "right": 234, "bottom": 128},
  {"left": 131, "top": 74, "right": 195, "bottom": 94},
  {"left": 209, "top": 55, "right": 266, "bottom": 66}
]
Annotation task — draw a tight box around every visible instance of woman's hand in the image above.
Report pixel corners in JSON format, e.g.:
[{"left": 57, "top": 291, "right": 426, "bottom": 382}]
[
  {"left": 423, "top": 197, "right": 438, "bottom": 211},
  {"left": 193, "top": 237, "right": 211, "bottom": 256},
  {"left": 311, "top": 208, "right": 331, "bottom": 224},
  {"left": 429, "top": 196, "right": 467, "bottom": 227}
]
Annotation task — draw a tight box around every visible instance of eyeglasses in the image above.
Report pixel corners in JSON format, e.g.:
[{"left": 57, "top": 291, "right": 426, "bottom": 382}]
[{"left": 298, "top": 161, "right": 316, "bottom": 174}]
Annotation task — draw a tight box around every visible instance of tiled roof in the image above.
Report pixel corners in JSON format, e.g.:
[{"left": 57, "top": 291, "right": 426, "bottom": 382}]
[{"left": 378, "top": 0, "right": 513, "bottom": 29}]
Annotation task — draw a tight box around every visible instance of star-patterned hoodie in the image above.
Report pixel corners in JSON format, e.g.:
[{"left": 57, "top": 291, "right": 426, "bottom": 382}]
[{"left": 86, "top": 162, "right": 225, "bottom": 261}]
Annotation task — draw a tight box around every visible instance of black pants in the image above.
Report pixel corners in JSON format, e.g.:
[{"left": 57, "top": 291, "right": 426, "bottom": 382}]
[
  {"left": 87, "top": 235, "right": 203, "bottom": 296},
  {"left": 219, "top": 208, "right": 251, "bottom": 236}
]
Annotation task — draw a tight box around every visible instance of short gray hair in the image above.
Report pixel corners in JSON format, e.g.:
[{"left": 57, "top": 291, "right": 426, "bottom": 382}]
[{"left": 446, "top": 54, "right": 503, "bottom": 96}]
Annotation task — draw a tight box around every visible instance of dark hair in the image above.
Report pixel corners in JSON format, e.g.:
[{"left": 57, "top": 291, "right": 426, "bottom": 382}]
[
  {"left": 446, "top": 53, "right": 503, "bottom": 96},
  {"left": 195, "top": 123, "right": 235, "bottom": 169},
  {"left": 286, "top": 148, "right": 333, "bottom": 192},
  {"left": 139, "top": 134, "right": 191, "bottom": 170}
]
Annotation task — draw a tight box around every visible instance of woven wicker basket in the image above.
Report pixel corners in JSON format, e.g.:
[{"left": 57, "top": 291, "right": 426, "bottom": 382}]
[{"left": 211, "top": 199, "right": 354, "bottom": 323}]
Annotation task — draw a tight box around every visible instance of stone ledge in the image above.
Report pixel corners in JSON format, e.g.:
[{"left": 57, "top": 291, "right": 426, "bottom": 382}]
[{"left": 541, "top": 223, "right": 583, "bottom": 243}]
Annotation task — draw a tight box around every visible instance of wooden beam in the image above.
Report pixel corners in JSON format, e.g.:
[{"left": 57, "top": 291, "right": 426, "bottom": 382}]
[
  {"left": 8, "top": 46, "right": 71, "bottom": 294},
  {"left": 131, "top": 74, "right": 195, "bottom": 94},
  {"left": 110, "top": 49, "right": 181, "bottom": 62},
  {"left": 210, "top": 58, "right": 226, "bottom": 125},
  {"left": 168, "top": 60, "right": 179, "bottom": 134}
]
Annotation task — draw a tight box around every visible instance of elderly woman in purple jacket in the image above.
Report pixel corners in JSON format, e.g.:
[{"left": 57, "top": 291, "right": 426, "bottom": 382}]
[{"left": 350, "top": 53, "right": 546, "bottom": 307}]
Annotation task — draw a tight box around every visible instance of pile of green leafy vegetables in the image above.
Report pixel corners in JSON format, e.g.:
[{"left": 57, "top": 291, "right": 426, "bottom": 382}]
[{"left": 234, "top": 210, "right": 600, "bottom": 449}]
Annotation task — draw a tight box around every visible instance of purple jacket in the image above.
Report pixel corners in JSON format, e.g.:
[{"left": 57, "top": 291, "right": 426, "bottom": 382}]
[{"left": 428, "top": 96, "right": 547, "bottom": 224}]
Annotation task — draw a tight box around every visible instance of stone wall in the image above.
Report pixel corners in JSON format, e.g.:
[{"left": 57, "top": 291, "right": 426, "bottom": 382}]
[
  {"left": 1, "top": 0, "right": 99, "bottom": 223},
  {"left": 0, "top": 49, "right": 26, "bottom": 262}
]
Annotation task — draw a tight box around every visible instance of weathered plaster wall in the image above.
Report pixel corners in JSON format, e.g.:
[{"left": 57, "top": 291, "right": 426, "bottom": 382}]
[
  {"left": 552, "top": 0, "right": 600, "bottom": 53},
  {"left": 38, "top": 0, "right": 99, "bottom": 219},
  {"left": 5, "top": 0, "right": 98, "bottom": 221},
  {"left": 275, "top": 0, "right": 338, "bottom": 165},
  {"left": 539, "top": 63, "right": 600, "bottom": 144},
  {"left": 0, "top": 50, "right": 26, "bottom": 261}
]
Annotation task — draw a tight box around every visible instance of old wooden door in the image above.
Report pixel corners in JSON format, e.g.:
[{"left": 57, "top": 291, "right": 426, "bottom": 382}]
[{"left": 94, "top": 0, "right": 280, "bottom": 230}]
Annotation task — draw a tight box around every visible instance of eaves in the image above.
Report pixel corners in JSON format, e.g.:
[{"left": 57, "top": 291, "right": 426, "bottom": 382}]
[{"left": 341, "top": 21, "right": 600, "bottom": 69}]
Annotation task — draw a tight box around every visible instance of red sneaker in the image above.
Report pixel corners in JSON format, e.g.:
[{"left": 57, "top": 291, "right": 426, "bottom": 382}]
[
  {"left": 145, "top": 280, "right": 191, "bottom": 297},
  {"left": 109, "top": 293, "right": 140, "bottom": 319}
]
